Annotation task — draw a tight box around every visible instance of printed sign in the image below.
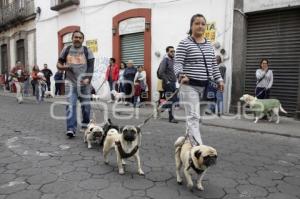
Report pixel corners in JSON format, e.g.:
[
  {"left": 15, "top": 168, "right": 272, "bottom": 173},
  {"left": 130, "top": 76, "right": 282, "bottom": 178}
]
[
  {"left": 86, "top": 39, "right": 98, "bottom": 53},
  {"left": 205, "top": 22, "right": 216, "bottom": 42}
]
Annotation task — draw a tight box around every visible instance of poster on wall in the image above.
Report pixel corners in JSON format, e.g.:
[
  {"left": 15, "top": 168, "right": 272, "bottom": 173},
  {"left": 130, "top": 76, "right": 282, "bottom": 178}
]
[
  {"left": 205, "top": 22, "right": 216, "bottom": 42},
  {"left": 86, "top": 39, "right": 98, "bottom": 53}
]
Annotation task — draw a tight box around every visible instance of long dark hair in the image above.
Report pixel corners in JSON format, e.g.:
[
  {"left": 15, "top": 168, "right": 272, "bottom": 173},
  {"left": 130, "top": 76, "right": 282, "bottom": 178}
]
[
  {"left": 188, "top": 14, "right": 206, "bottom": 35},
  {"left": 120, "top": 61, "right": 127, "bottom": 69},
  {"left": 259, "top": 58, "right": 269, "bottom": 69}
]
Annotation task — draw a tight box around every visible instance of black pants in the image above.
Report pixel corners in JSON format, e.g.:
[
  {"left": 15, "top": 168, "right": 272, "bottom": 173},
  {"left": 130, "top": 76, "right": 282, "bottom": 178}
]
[
  {"left": 162, "top": 82, "right": 177, "bottom": 121},
  {"left": 46, "top": 81, "right": 51, "bottom": 91},
  {"left": 125, "top": 82, "right": 134, "bottom": 103},
  {"left": 255, "top": 87, "right": 270, "bottom": 99},
  {"left": 55, "top": 83, "right": 62, "bottom": 95}
]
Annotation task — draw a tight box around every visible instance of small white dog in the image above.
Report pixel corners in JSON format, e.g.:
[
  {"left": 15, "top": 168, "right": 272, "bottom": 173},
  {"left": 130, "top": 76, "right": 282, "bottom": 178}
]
[
  {"left": 44, "top": 91, "right": 54, "bottom": 98},
  {"left": 103, "top": 125, "right": 144, "bottom": 175},
  {"left": 111, "top": 90, "right": 126, "bottom": 104},
  {"left": 84, "top": 120, "right": 104, "bottom": 149},
  {"left": 240, "top": 94, "right": 287, "bottom": 124}
]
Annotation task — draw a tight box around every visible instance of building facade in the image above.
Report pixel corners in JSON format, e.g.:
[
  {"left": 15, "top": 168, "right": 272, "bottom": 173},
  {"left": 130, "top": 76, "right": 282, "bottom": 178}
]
[
  {"left": 232, "top": 0, "right": 300, "bottom": 119},
  {"left": 0, "top": 0, "right": 36, "bottom": 78},
  {"left": 35, "top": 0, "right": 234, "bottom": 111}
]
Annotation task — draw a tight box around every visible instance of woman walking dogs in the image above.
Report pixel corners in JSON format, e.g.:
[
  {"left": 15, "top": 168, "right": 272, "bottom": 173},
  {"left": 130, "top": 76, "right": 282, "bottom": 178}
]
[{"left": 174, "top": 14, "right": 224, "bottom": 146}]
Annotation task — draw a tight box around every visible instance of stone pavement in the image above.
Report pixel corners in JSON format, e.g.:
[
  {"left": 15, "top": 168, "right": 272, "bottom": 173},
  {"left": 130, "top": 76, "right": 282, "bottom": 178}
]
[{"left": 0, "top": 95, "right": 300, "bottom": 199}]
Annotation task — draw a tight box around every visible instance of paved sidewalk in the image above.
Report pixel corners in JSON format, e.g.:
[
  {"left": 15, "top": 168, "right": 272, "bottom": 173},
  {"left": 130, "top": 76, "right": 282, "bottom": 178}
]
[{"left": 1, "top": 91, "right": 299, "bottom": 138}]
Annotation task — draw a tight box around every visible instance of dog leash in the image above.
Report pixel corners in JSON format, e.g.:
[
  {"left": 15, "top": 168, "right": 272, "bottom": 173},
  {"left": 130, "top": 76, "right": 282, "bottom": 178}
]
[
  {"left": 137, "top": 83, "right": 182, "bottom": 128},
  {"left": 95, "top": 79, "right": 107, "bottom": 94}
]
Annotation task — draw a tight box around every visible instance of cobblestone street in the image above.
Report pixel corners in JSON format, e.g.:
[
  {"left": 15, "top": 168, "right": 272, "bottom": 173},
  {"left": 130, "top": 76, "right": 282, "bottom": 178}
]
[{"left": 0, "top": 96, "right": 300, "bottom": 199}]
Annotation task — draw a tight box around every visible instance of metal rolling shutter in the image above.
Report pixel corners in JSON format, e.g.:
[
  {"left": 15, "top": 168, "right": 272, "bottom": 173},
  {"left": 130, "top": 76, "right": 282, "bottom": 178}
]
[
  {"left": 245, "top": 9, "right": 300, "bottom": 116},
  {"left": 121, "top": 32, "right": 144, "bottom": 67}
]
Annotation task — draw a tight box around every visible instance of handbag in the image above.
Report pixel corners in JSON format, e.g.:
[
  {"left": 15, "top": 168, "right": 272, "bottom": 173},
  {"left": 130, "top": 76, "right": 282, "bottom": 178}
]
[{"left": 191, "top": 37, "right": 218, "bottom": 101}]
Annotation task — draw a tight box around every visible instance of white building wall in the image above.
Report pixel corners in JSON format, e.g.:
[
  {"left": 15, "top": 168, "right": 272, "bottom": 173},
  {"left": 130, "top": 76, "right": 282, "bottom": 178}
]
[
  {"left": 27, "top": 31, "right": 35, "bottom": 70},
  {"left": 35, "top": 0, "right": 234, "bottom": 111},
  {"left": 244, "top": 0, "right": 300, "bottom": 13}
]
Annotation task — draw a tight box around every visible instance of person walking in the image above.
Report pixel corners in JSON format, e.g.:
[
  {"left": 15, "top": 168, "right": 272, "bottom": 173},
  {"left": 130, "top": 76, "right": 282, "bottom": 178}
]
[
  {"left": 31, "top": 65, "right": 46, "bottom": 103},
  {"left": 255, "top": 58, "right": 273, "bottom": 99},
  {"left": 41, "top": 63, "right": 53, "bottom": 91},
  {"left": 174, "top": 14, "right": 224, "bottom": 146},
  {"left": 9, "top": 61, "right": 29, "bottom": 104},
  {"left": 57, "top": 30, "right": 95, "bottom": 138},
  {"left": 105, "top": 58, "right": 119, "bottom": 103},
  {"left": 158, "top": 46, "right": 178, "bottom": 123},
  {"left": 123, "top": 60, "right": 137, "bottom": 105}
]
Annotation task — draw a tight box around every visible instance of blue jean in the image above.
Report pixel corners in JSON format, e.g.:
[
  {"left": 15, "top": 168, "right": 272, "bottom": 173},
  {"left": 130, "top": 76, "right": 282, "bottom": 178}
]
[
  {"left": 216, "top": 90, "right": 223, "bottom": 114},
  {"left": 108, "top": 80, "right": 116, "bottom": 100},
  {"left": 162, "top": 82, "right": 177, "bottom": 121},
  {"left": 66, "top": 85, "right": 91, "bottom": 133},
  {"left": 35, "top": 82, "right": 45, "bottom": 103}
]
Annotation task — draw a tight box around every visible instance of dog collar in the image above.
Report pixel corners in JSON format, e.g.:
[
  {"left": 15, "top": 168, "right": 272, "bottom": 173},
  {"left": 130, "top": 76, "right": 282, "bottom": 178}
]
[
  {"left": 188, "top": 153, "right": 205, "bottom": 175},
  {"left": 115, "top": 141, "right": 139, "bottom": 159}
]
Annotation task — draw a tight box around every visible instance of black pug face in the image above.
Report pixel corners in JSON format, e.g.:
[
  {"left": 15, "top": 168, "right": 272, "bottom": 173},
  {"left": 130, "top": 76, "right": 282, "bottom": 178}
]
[
  {"left": 121, "top": 126, "right": 140, "bottom": 142},
  {"left": 91, "top": 127, "right": 103, "bottom": 138},
  {"left": 203, "top": 155, "right": 217, "bottom": 167},
  {"left": 194, "top": 150, "right": 217, "bottom": 167}
]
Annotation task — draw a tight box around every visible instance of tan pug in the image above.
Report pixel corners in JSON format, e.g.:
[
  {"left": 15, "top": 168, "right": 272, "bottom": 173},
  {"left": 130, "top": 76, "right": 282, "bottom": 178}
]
[
  {"left": 175, "top": 136, "right": 217, "bottom": 191},
  {"left": 84, "top": 120, "right": 104, "bottom": 149},
  {"left": 103, "top": 125, "right": 144, "bottom": 175}
]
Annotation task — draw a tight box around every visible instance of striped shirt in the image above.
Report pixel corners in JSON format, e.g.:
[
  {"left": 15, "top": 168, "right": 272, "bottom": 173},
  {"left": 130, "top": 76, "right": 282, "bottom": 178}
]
[
  {"left": 256, "top": 69, "right": 273, "bottom": 89},
  {"left": 174, "top": 36, "right": 223, "bottom": 82}
]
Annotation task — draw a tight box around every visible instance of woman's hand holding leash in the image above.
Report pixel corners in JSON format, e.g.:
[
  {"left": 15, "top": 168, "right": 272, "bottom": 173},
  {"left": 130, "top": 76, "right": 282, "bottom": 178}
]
[
  {"left": 179, "top": 74, "right": 189, "bottom": 84},
  {"left": 218, "top": 81, "right": 224, "bottom": 92}
]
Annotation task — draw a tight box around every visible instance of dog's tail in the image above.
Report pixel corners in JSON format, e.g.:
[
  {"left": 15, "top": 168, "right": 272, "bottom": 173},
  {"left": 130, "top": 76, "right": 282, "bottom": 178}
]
[
  {"left": 280, "top": 104, "right": 287, "bottom": 114},
  {"left": 174, "top": 136, "right": 185, "bottom": 154}
]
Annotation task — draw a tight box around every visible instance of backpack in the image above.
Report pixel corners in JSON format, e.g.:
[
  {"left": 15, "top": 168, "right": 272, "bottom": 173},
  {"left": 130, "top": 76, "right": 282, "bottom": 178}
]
[
  {"left": 157, "top": 57, "right": 167, "bottom": 79},
  {"left": 59, "top": 45, "right": 89, "bottom": 64}
]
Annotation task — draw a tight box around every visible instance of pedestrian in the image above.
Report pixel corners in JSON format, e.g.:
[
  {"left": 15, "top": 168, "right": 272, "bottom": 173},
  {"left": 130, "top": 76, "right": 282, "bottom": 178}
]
[
  {"left": 255, "top": 58, "right": 273, "bottom": 99},
  {"left": 117, "top": 61, "right": 126, "bottom": 93},
  {"left": 216, "top": 55, "right": 226, "bottom": 116},
  {"left": 31, "top": 65, "right": 46, "bottom": 103},
  {"left": 105, "top": 58, "right": 119, "bottom": 103},
  {"left": 54, "top": 70, "right": 64, "bottom": 95},
  {"left": 123, "top": 60, "right": 137, "bottom": 105},
  {"left": 174, "top": 14, "right": 224, "bottom": 146},
  {"left": 42, "top": 63, "right": 53, "bottom": 91},
  {"left": 158, "top": 46, "right": 178, "bottom": 123},
  {"left": 9, "top": 61, "right": 29, "bottom": 104},
  {"left": 57, "top": 30, "right": 95, "bottom": 138},
  {"left": 133, "top": 65, "right": 148, "bottom": 108}
]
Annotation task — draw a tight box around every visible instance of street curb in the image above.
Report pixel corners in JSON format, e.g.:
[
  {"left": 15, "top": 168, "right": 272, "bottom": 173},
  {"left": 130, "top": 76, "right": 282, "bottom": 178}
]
[
  {"left": 201, "top": 123, "right": 300, "bottom": 139},
  {"left": 1, "top": 92, "right": 299, "bottom": 139}
]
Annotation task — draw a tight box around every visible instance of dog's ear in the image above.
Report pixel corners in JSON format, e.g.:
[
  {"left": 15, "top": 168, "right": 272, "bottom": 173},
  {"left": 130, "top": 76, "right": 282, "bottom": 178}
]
[
  {"left": 136, "top": 126, "right": 141, "bottom": 134},
  {"left": 194, "top": 150, "right": 202, "bottom": 159},
  {"left": 119, "top": 126, "right": 124, "bottom": 133}
]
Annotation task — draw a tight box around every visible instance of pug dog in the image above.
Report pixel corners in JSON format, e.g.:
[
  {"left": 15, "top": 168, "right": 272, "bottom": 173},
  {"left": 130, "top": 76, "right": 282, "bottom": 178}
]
[
  {"left": 174, "top": 136, "right": 217, "bottom": 191},
  {"left": 103, "top": 125, "right": 144, "bottom": 175},
  {"left": 84, "top": 120, "right": 104, "bottom": 149}
]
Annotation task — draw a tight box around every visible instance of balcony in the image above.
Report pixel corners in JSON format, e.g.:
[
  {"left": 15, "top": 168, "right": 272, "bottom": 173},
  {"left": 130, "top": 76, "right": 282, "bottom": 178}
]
[
  {"left": 50, "top": 0, "right": 80, "bottom": 11},
  {"left": 0, "top": 0, "right": 36, "bottom": 31}
]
